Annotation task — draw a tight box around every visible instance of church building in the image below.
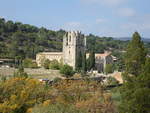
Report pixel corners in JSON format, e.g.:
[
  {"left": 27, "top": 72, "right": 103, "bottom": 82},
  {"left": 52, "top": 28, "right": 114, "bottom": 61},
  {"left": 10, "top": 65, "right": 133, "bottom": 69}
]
[
  {"left": 36, "top": 31, "right": 114, "bottom": 72},
  {"left": 36, "top": 31, "right": 86, "bottom": 69}
]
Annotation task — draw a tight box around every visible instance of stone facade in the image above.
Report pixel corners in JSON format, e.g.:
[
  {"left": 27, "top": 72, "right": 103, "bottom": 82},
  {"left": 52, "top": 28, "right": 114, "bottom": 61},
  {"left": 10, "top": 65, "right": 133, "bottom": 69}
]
[
  {"left": 63, "top": 31, "right": 86, "bottom": 69},
  {"left": 36, "top": 31, "right": 86, "bottom": 69},
  {"left": 36, "top": 31, "right": 113, "bottom": 72},
  {"left": 36, "top": 52, "right": 63, "bottom": 66},
  {"left": 86, "top": 52, "right": 113, "bottom": 73}
]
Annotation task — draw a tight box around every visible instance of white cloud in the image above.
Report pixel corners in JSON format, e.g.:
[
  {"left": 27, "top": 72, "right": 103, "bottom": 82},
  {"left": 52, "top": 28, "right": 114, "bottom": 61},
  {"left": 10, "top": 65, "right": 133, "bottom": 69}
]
[
  {"left": 81, "top": 0, "right": 125, "bottom": 6},
  {"left": 118, "top": 8, "right": 136, "bottom": 17}
]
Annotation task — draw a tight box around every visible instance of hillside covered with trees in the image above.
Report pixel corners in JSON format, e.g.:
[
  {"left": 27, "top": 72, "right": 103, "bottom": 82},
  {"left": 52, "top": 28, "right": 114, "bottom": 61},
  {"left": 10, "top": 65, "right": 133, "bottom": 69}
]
[
  {"left": 0, "top": 18, "right": 131, "bottom": 59},
  {"left": 0, "top": 18, "right": 150, "bottom": 64}
]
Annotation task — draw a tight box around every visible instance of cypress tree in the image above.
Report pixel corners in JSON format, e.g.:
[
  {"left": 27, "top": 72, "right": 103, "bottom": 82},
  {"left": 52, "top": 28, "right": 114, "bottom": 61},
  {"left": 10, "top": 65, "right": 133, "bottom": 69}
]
[
  {"left": 82, "top": 52, "right": 87, "bottom": 73},
  {"left": 76, "top": 51, "right": 82, "bottom": 71},
  {"left": 87, "top": 49, "right": 95, "bottom": 71}
]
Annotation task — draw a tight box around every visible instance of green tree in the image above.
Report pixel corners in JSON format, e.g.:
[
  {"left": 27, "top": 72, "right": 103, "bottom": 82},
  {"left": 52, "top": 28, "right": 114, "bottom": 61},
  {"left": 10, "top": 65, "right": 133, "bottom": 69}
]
[
  {"left": 49, "top": 60, "right": 60, "bottom": 70},
  {"left": 124, "top": 32, "right": 147, "bottom": 76},
  {"left": 87, "top": 50, "right": 95, "bottom": 71},
  {"left": 14, "top": 65, "right": 28, "bottom": 78},
  {"left": 105, "top": 64, "right": 114, "bottom": 75},
  {"left": 82, "top": 52, "right": 87, "bottom": 74},
  {"left": 60, "top": 64, "right": 74, "bottom": 78},
  {"left": 76, "top": 51, "right": 83, "bottom": 71},
  {"left": 119, "top": 32, "right": 149, "bottom": 113},
  {"left": 119, "top": 58, "right": 150, "bottom": 113},
  {"left": 43, "top": 59, "right": 50, "bottom": 69},
  {"left": 23, "top": 58, "right": 38, "bottom": 68}
]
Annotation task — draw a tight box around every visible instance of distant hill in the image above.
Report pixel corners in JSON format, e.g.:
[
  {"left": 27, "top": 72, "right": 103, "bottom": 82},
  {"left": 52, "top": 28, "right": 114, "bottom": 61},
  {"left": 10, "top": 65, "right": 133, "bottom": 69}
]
[
  {"left": 114, "top": 37, "right": 150, "bottom": 42},
  {"left": 0, "top": 18, "right": 150, "bottom": 59}
]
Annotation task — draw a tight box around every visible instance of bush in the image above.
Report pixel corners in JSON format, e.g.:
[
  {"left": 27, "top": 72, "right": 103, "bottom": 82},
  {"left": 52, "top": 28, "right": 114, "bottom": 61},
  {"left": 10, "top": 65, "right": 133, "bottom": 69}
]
[
  {"left": 107, "top": 77, "right": 119, "bottom": 85},
  {"left": 105, "top": 64, "right": 114, "bottom": 75},
  {"left": 23, "top": 58, "right": 38, "bottom": 68},
  {"left": 53, "top": 77, "right": 62, "bottom": 84},
  {"left": 60, "top": 64, "right": 74, "bottom": 78},
  {"left": 14, "top": 66, "right": 28, "bottom": 78},
  {"left": 0, "top": 75, "right": 6, "bottom": 82},
  {"left": 32, "top": 103, "right": 86, "bottom": 113},
  {"left": 0, "top": 77, "right": 52, "bottom": 113},
  {"left": 43, "top": 59, "right": 50, "bottom": 69},
  {"left": 49, "top": 60, "right": 60, "bottom": 70}
]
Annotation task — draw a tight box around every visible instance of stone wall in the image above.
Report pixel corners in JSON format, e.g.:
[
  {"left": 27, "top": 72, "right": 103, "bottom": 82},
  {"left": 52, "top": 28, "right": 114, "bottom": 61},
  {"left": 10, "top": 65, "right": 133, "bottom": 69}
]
[{"left": 36, "top": 52, "right": 63, "bottom": 66}]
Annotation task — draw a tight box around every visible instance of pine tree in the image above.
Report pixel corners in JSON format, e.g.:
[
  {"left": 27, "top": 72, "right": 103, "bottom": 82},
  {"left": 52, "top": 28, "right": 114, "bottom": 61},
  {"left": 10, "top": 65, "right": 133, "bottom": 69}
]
[
  {"left": 119, "top": 32, "right": 150, "bottom": 113},
  {"left": 119, "top": 58, "right": 150, "bottom": 113},
  {"left": 124, "top": 32, "right": 147, "bottom": 76}
]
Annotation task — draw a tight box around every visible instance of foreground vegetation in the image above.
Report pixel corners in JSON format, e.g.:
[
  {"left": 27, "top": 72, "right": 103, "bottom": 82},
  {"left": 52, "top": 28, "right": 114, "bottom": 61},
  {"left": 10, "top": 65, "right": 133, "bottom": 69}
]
[
  {"left": 2, "top": 17, "right": 150, "bottom": 60},
  {"left": 119, "top": 32, "right": 150, "bottom": 113},
  {"left": 0, "top": 77, "right": 117, "bottom": 113},
  {"left": 0, "top": 18, "right": 150, "bottom": 113}
]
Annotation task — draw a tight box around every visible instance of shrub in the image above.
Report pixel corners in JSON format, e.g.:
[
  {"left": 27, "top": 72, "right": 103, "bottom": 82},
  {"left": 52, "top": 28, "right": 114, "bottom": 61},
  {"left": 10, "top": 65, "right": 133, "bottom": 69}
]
[
  {"left": 0, "top": 77, "right": 52, "bottom": 113},
  {"left": 60, "top": 64, "right": 74, "bottom": 78},
  {"left": 107, "top": 77, "right": 119, "bottom": 85},
  {"left": 105, "top": 64, "right": 114, "bottom": 75},
  {"left": 43, "top": 59, "right": 50, "bottom": 69},
  {"left": 53, "top": 77, "right": 62, "bottom": 84},
  {"left": 49, "top": 60, "right": 60, "bottom": 70},
  {"left": 23, "top": 58, "right": 38, "bottom": 68},
  {"left": 14, "top": 66, "right": 28, "bottom": 78},
  {"left": 32, "top": 103, "right": 86, "bottom": 113}
]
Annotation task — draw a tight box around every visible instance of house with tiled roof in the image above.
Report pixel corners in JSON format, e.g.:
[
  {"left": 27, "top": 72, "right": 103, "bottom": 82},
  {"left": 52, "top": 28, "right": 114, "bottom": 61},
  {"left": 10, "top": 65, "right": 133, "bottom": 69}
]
[{"left": 86, "top": 51, "right": 113, "bottom": 73}]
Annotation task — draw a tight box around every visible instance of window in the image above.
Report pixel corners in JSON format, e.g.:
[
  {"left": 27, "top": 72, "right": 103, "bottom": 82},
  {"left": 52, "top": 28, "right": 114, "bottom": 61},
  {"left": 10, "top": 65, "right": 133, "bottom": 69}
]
[
  {"left": 66, "top": 37, "right": 68, "bottom": 45},
  {"left": 69, "top": 36, "right": 71, "bottom": 42}
]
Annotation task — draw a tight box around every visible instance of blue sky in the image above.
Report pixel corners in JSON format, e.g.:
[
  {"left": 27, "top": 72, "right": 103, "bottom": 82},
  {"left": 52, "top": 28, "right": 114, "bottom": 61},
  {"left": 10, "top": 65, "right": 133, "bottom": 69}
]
[{"left": 0, "top": 0, "right": 150, "bottom": 38}]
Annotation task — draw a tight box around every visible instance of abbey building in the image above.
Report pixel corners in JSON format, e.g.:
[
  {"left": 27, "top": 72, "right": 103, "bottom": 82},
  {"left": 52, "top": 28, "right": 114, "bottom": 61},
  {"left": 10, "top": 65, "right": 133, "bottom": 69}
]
[
  {"left": 36, "top": 31, "right": 114, "bottom": 72},
  {"left": 36, "top": 31, "right": 86, "bottom": 69}
]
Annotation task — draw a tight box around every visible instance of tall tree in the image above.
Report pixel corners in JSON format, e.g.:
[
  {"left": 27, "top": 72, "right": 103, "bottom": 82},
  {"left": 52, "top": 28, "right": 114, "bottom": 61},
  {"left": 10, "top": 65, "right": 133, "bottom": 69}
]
[
  {"left": 119, "top": 58, "right": 150, "bottom": 113},
  {"left": 76, "top": 51, "right": 83, "bottom": 71},
  {"left": 87, "top": 49, "right": 95, "bottom": 71},
  {"left": 119, "top": 32, "right": 149, "bottom": 113},
  {"left": 82, "top": 52, "right": 87, "bottom": 73},
  {"left": 124, "top": 32, "right": 147, "bottom": 76}
]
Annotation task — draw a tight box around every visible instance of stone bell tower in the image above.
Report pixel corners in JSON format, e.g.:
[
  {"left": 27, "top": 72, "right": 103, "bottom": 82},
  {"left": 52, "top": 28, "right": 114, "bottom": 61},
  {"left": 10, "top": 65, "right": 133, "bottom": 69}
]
[{"left": 63, "top": 31, "right": 86, "bottom": 69}]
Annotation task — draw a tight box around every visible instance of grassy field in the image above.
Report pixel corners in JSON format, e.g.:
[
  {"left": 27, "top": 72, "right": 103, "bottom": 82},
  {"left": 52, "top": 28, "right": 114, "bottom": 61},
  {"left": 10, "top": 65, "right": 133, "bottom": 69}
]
[{"left": 0, "top": 67, "right": 62, "bottom": 80}]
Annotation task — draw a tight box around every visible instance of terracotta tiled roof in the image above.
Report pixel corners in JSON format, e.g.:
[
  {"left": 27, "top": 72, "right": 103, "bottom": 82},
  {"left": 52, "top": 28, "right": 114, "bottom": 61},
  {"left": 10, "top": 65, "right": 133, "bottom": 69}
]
[{"left": 95, "top": 52, "right": 111, "bottom": 57}]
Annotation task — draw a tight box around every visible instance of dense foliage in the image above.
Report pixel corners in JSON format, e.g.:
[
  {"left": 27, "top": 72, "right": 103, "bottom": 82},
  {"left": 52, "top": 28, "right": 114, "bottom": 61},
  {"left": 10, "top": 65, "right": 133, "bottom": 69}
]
[
  {"left": 124, "top": 32, "right": 147, "bottom": 76},
  {"left": 0, "top": 18, "right": 134, "bottom": 60},
  {"left": 60, "top": 64, "right": 74, "bottom": 78},
  {"left": 0, "top": 18, "right": 65, "bottom": 59},
  {"left": 0, "top": 77, "right": 116, "bottom": 113},
  {"left": 105, "top": 64, "right": 114, "bottom": 75},
  {"left": 119, "top": 32, "right": 150, "bottom": 113},
  {"left": 23, "top": 59, "right": 38, "bottom": 68}
]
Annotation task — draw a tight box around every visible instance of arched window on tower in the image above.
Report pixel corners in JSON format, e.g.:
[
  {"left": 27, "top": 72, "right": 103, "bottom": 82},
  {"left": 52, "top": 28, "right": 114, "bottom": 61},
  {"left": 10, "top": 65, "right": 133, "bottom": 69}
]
[
  {"left": 69, "top": 36, "right": 71, "bottom": 42},
  {"left": 66, "top": 37, "right": 68, "bottom": 45}
]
